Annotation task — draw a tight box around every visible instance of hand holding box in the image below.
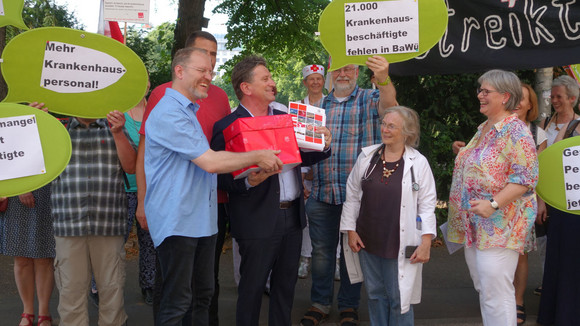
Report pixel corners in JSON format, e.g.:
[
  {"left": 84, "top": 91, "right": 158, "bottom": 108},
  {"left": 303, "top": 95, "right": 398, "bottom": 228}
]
[{"left": 223, "top": 114, "right": 302, "bottom": 179}]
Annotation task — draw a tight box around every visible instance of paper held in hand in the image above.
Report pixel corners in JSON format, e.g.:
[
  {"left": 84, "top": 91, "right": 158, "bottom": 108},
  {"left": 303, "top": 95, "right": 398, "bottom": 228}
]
[{"left": 288, "top": 102, "right": 326, "bottom": 152}]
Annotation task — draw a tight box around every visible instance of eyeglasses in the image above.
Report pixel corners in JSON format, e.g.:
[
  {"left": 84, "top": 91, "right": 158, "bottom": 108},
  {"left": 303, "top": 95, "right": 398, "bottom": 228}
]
[
  {"left": 182, "top": 65, "right": 216, "bottom": 78},
  {"left": 381, "top": 122, "right": 400, "bottom": 130},
  {"left": 331, "top": 66, "right": 357, "bottom": 75},
  {"left": 476, "top": 87, "right": 500, "bottom": 96}
]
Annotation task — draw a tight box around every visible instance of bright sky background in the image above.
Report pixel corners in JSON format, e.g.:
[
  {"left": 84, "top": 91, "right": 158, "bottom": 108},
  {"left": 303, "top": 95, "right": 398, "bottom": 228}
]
[{"left": 53, "top": 0, "right": 228, "bottom": 35}]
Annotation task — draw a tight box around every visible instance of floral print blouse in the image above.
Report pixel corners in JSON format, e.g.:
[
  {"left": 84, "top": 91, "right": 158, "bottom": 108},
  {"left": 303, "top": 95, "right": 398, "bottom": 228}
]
[{"left": 447, "top": 114, "right": 539, "bottom": 254}]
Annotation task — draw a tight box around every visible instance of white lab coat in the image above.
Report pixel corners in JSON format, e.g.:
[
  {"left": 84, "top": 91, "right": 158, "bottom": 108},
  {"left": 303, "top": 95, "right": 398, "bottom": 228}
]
[{"left": 340, "top": 144, "right": 437, "bottom": 313}]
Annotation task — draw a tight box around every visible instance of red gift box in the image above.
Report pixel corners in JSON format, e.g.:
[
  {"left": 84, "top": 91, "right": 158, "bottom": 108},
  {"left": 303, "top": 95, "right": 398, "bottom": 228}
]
[{"left": 223, "top": 114, "right": 302, "bottom": 179}]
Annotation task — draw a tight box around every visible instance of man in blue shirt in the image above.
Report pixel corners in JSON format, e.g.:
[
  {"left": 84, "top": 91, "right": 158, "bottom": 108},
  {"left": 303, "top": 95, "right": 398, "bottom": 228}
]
[{"left": 144, "top": 47, "right": 282, "bottom": 326}]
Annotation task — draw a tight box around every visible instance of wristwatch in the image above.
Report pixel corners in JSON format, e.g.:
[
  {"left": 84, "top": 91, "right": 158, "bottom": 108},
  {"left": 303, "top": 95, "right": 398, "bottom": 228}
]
[{"left": 489, "top": 198, "right": 499, "bottom": 210}]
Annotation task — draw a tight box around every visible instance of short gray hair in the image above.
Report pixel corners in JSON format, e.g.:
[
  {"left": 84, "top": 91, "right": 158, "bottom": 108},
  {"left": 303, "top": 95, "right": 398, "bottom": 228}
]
[
  {"left": 552, "top": 75, "right": 579, "bottom": 107},
  {"left": 478, "top": 69, "right": 522, "bottom": 111},
  {"left": 383, "top": 106, "right": 420, "bottom": 148},
  {"left": 171, "top": 47, "right": 209, "bottom": 80}
]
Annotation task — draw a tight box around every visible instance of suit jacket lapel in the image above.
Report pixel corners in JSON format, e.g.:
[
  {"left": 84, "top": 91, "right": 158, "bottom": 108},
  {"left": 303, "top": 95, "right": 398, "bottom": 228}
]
[{"left": 233, "top": 105, "right": 252, "bottom": 119}]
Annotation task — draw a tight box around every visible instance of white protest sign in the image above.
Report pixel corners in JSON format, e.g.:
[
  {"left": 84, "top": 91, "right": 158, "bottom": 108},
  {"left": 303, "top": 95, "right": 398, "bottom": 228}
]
[
  {"left": 40, "top": 41, "right": 126, "bottom": 93},
  {"left": 104, "top": 0, "right": 150, "bottom": 24},
  {"left": 344, "top": 0, "right": 419, "bottom": 56},
  {"left": 562, "top": 146, "right": 580, "bottom": 210},
  {"left": 0, "top": 115, "right": 46, "bottom": 181}
]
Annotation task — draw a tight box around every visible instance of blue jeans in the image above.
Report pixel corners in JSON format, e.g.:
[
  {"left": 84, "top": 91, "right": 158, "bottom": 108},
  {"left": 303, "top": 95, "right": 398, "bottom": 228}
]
[
  {"left": 359, "top": 250, "right": 414, "bottom": 326},
  {"left": 306, "top": 198, "right": 361, "bottom": 312},
  {"left": 156, "top": 235, "right": 216, "bottom": 326}
]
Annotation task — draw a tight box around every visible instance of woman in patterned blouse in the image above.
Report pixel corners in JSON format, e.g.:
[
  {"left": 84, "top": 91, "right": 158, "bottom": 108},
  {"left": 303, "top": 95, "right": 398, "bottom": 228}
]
[{"left": 447, "top": 70, "right": 539, "bottom": 326}]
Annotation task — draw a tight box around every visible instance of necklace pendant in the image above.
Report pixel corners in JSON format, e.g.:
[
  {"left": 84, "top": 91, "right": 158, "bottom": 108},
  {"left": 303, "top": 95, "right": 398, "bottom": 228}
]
[{"left": 381, "top": 161, "right": 398, "bottom": 183}]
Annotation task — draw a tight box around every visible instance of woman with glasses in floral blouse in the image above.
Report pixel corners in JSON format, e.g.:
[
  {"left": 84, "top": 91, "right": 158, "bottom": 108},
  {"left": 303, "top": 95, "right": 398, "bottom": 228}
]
[{"left": 447, "top": 70, "right": 539, "bottom": 326}]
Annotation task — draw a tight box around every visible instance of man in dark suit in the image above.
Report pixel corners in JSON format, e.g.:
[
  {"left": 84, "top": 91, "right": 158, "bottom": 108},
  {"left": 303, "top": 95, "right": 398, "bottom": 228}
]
[{"left": 210, "top": 55, "right": 331, "bottom": 326}]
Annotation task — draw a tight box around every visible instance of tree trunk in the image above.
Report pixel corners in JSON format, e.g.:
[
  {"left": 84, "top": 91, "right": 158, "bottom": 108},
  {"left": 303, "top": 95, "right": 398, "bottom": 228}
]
[
  {"left": 535, "top": 67, "right": 554, "bottom": 121},
  {"left": 0, "top": 27, "right": 7, "bottom": 101},
  {"left": 172, "top": 0, "right": 207, "bottom": 58}
]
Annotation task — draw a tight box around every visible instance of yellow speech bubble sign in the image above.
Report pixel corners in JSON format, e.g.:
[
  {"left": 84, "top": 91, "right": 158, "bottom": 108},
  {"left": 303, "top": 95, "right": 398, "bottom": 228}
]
[
  {"left": 1, "top": 27, "right": 148, "bottom": 118},
  {"left": 537, "top": 136, "right": 580, "bottom": 215},
  {"left": 0, "top": 103, "right": 71, "bottom": 197},
  {"left": 0, "top": 0, "right": 28, "bottom": 30},
  {"left": 319, "top": 0, "right": 448, "bottom": 71}
]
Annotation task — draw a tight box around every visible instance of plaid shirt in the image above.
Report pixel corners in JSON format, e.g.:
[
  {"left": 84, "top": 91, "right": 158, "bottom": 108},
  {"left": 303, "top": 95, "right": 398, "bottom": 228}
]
[
  {"left": 51, "top": 118, "right": 129, "bottom": 237},
  {"left": 311, "top": 86, "right": 382, "bottom": 205}
]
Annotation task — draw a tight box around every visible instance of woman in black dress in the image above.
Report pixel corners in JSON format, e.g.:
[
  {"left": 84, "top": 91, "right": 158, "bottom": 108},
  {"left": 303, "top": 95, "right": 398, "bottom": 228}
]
[{"left": 0, "top": 185, "right": 55, "bottom": 326}]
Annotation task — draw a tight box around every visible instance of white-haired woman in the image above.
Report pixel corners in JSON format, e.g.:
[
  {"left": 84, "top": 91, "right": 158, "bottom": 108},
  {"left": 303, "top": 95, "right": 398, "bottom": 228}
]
[
  {"left": 540, "top": 75, "right": 580, "bottom": 146},
  {"left": 340, "top": 106, "right": 437, "bottom": 325}
]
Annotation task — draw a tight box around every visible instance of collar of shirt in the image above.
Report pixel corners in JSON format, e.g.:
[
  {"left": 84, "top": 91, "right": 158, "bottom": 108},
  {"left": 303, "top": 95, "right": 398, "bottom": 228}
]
[
  {"left": 478, "top": 113, "right": 518, "bottom": 133},
  {"left": 239, "top": 103, "right": 275, "bottom": 117},
  {"left": 166, "top": 88, "right": 201, "bottom": 115},
  {"left": 327, "top": 85, "right": 360, "bottom": 103}
]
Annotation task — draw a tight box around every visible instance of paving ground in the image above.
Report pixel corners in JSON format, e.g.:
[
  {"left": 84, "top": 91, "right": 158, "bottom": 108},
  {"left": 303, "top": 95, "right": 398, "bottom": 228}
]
[{"left": 0, "top": 235, "right": 544, "bottom": 325}]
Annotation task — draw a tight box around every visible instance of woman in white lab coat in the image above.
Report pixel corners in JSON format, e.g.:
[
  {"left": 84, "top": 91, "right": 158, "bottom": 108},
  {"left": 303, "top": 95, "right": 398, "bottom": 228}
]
[{"left": 340, "top": 106, "right": 437, "bottom": 326}]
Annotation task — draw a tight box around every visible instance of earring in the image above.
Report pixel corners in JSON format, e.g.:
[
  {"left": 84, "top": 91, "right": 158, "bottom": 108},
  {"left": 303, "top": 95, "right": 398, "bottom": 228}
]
[{"left": 502, "top": 101, "right": 506, "bottom": 104}]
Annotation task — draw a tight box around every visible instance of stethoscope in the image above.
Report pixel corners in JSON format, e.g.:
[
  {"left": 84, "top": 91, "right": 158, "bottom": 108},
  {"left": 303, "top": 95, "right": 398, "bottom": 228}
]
[{"left": 362, "top": 144, "right": 420, "bottom": 192}]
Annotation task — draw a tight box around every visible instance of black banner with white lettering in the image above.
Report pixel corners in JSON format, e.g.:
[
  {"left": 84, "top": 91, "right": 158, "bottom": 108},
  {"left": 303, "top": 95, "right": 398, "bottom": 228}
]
[{"left": 389, "top": 0, "right": 580, "bottom": 76}]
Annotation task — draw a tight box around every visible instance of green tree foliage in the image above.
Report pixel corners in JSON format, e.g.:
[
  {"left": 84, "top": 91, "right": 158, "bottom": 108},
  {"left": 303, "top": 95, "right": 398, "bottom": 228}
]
[
  {"left": 16, "top": 0, "right": 80, "bottom": 33},
  {"left": 214, "top": 0, "right": 329, "bottom": 77},
  {"left": 126, "top": 22, "right": 176, "bottom": 90},
  {"left": 271, "top": 58, "right": 310, "bottom": 105},
  {"left": 6, "top": 0, "right": 81, "bottom": 40},
  {"left": 396, "top": 74, "right": 482, "bottom": 201}
]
